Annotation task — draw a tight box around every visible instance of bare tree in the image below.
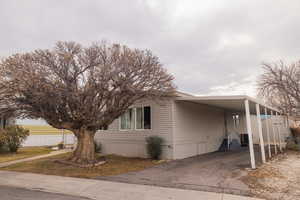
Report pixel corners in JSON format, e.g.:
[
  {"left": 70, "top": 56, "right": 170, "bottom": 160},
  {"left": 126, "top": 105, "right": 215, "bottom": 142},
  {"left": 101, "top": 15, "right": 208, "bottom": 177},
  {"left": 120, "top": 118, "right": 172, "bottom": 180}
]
[
  {"left": 258, "top": 60, "right": 300, "bottom": 116},
  {"left": 0, "top": 41, "right": 175, "bottom": 165}
]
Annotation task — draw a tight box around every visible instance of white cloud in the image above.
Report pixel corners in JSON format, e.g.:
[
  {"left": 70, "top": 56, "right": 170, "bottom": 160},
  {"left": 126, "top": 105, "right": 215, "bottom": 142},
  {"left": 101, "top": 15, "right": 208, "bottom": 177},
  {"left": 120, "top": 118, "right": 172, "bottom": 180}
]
[
  {"left": 0, "top": 0, "right": 300, "bottom": 96},
  {"left": 205, "top": 75, "right": 257, "bottom": 97}
]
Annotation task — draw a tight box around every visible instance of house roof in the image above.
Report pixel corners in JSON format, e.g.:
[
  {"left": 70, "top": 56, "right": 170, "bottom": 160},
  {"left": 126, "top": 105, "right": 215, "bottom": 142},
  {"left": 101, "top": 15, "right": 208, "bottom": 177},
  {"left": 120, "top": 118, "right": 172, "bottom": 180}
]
[{"left": 175, "top": 94, "right": 280, "bottom": 115}]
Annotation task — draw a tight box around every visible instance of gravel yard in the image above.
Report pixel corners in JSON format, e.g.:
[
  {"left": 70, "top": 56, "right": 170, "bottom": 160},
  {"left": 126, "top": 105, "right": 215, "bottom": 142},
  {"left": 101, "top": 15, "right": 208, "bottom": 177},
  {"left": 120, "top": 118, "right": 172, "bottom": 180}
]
[{"left": 243, "top": 151, "right": 300, "bottom": 200}]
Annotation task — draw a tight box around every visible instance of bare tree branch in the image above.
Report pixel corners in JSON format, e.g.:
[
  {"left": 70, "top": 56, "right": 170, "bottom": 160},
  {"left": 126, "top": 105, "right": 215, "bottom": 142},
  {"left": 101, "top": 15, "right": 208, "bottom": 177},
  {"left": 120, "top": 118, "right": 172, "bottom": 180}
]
[
  {"left": 0, "top": 41, "right": 176, "bottom": 165},
  {"left": 258, "top": 60, "right": 300, "bottom": 116}
]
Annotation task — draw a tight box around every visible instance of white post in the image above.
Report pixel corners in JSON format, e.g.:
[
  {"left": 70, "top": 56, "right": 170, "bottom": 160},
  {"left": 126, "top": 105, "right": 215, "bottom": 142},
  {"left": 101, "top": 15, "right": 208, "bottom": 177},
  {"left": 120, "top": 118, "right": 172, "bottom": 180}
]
[
  {"left": 271, "top": 111, "right": 278, "bottom": 154},
  {"left": 276, "top": 112, "right": 282, "bottom": 152},
  {"left": 285, "top": 115, "right": 288, "bottom": 148},
  {"left": 256, "top": 104, "right": 266, "bottom": 163},
  {"left": 264, "top": 107, "right": 271, "bottom": 158},
  {"left": 245, "top": 99, "right": 256, "bottom": 169}
]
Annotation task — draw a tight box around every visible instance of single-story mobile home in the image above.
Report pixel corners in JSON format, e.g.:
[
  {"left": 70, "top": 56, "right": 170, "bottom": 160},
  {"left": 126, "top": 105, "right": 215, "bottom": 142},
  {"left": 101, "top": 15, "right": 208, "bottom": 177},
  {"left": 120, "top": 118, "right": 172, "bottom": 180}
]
[{"left": 95, "top": 92, "right": 291, "bottom": 169}]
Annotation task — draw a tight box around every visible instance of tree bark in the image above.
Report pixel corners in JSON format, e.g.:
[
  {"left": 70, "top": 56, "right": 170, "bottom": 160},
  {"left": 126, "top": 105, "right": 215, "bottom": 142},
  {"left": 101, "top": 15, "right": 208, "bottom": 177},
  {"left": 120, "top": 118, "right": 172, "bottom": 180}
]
[{"left": 70, "top": 129, "right": 96, "bottom": 165}]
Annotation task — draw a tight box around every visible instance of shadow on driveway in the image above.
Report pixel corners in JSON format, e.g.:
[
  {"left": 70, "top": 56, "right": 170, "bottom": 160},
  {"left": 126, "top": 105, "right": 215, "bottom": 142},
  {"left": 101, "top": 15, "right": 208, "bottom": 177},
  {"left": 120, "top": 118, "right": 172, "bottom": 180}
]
[{"left": 96, "top": 147, "right": 264, "bottom": 196}]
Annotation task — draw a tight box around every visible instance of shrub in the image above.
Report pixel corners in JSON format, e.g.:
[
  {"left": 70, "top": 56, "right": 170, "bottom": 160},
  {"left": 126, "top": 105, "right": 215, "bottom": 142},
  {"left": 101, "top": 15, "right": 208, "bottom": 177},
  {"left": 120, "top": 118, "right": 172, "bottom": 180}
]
[
  {"left": 288, "top": 143, "right": 300, "bottom": 151},
  {"left": 2, "top": 125, "right": 29, "bottom": 153},
  {"left": 146, "top": 136, "right": 164, "bottom": 160},
  {"left": 94, "top": 140, "right": 102, "bottom": 153},
  {"left": 287, "top": 129, "right": 300, "bottom": 151}
]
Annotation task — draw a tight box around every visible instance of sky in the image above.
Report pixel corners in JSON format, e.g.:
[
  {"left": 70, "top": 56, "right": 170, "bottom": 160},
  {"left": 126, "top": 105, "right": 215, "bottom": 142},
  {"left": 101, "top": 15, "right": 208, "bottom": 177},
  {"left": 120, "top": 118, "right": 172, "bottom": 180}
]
[{"left": 1, "top": 0, "right": 300, "bottom": 124}]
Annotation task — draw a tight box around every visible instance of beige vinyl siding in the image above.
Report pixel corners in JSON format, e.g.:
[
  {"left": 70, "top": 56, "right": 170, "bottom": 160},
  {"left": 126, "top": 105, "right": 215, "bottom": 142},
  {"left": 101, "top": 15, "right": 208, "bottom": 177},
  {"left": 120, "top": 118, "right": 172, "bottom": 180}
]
[
  {"left": 95, "top": 98, "right": 174, "bottom": 159},
  {"left": 172, "top": 101, "right": 226, "bottom": 159},
  {"left": 226, "top": 113, "right": 290, "bottom": 146},
  {"left": 226, "top": 113, "right": 258, "bottom": 144},
  {"left": 226, "top": 113, "right": 247, "bottom": 134}
]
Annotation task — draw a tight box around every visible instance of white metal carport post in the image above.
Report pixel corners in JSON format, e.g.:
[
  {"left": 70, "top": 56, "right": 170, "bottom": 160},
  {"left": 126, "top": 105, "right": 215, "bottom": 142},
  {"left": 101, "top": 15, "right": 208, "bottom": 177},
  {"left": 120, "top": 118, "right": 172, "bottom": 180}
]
[
  {"left": 271, "top": 111, "right": 278, "bottom": 154},
  {"left": 245, "top": 99, "right": 256, "bottom": 169},
  {"left": 256, "top": 104, "right": 266, "bottom": 163},
  {"left": 264, "top": 107, "right": 271, "bottom": 158},
  {"left": 276, "top": 112, "right": 282, "bottom": 152}
]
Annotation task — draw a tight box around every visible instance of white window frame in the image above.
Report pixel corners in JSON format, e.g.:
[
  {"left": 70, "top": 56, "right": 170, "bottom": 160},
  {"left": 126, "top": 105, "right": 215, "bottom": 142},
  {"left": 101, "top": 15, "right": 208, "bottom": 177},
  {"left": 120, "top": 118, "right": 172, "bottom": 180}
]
[
  {"left": 119, "top": 105, "right": 152, "bottom": 131},
  {"left": 119, "top": 107, "right": 135, "bottom": 131}
]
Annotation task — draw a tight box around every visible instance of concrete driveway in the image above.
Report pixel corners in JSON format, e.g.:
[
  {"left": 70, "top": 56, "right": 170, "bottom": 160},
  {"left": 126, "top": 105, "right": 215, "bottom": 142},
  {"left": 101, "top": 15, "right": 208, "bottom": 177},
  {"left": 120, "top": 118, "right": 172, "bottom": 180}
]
[{"left": 97, "top": 147, "right": 263, "bottom": 196}]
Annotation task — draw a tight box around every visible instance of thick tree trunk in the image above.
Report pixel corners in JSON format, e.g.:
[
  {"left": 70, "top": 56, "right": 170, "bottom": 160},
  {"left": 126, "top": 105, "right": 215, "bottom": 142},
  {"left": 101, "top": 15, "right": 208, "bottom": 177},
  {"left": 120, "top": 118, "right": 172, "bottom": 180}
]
[{"left": 70, "top": 129, "right": 96, "bottom": 165}]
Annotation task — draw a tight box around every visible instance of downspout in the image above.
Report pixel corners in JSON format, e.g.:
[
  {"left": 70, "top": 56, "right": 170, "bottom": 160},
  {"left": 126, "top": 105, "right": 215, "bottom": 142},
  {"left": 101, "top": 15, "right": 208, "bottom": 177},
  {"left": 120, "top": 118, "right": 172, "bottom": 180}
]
[{"left": 171, "top": 100, "right": 176, "bottom": 159}]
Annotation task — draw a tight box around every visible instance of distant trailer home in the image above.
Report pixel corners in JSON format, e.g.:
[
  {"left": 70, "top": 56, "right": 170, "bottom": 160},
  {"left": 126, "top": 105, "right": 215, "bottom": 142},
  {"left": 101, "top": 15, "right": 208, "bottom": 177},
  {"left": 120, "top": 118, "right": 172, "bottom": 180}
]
[{"left": 95, "top": 91, "right": 292, "bottom": 169}]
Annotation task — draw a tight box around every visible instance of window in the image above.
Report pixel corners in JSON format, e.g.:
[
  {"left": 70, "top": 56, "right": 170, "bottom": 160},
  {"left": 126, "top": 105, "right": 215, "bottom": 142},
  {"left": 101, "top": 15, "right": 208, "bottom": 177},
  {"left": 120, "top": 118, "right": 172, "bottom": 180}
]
[
  {"left": 136, "top": 106, "right": 151, "bottom": 130},
  {"left": 120, "top": 108, "right": 135, "bottom": 130},
  {"left": 136, "top": 107, "right": 143, "bottom": 129},
  {"left": 120, "top": 106, "right": 151, "bottom": 130},
  {"left": 232, "top": 114, "right": 240, "bottom": 128},
  {"left": 98, "top": 125, "right": 108, "bottom": 131}
]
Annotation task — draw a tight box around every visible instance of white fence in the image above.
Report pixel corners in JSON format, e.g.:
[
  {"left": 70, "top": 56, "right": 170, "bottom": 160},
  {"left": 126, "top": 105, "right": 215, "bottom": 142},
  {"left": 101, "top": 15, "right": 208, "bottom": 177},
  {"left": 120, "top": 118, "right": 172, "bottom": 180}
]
[{"left": 22, "top": 134, "right": 76, "bottom": 147}]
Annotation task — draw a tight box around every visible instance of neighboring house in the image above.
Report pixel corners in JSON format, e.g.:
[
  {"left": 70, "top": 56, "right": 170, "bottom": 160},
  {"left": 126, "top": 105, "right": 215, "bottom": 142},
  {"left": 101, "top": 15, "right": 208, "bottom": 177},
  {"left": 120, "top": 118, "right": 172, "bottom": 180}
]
[{"left": 95, "top": 92, "right": 290, "bottom": 169}]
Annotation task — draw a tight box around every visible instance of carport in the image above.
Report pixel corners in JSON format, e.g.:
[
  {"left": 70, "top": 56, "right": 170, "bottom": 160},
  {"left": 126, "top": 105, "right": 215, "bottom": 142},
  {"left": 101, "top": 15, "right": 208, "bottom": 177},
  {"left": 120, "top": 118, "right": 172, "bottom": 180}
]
[{"left": 175, "top": 95, "right": 287, "bottom": 169}]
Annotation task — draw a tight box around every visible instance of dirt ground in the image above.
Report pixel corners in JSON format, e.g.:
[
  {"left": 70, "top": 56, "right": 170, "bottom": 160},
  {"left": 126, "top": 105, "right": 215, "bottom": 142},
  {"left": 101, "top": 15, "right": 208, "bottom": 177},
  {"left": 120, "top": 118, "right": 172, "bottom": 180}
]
[{"left": 243, "top": 151, "right": 300, "bottom": 200}]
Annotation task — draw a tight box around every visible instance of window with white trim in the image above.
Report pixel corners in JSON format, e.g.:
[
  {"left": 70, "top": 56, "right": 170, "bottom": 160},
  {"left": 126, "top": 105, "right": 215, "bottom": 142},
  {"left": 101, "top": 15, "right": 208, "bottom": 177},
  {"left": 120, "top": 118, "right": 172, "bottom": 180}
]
[
  {"left": 232, "top": 114, "right": 240, "bottom": 128},
  {"left": 120, "top": 106, "right": 151, "bottom": 130},
  {"left": 120, "top": 108, "right": 135, "bottom": 130}
]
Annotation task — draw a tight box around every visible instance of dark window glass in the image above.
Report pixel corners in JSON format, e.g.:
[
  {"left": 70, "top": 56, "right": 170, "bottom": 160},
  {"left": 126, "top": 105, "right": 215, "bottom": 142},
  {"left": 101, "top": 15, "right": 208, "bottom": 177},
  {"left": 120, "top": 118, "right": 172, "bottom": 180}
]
[{"left": 144, "top": 106, "right": 151, "bottom": 129}]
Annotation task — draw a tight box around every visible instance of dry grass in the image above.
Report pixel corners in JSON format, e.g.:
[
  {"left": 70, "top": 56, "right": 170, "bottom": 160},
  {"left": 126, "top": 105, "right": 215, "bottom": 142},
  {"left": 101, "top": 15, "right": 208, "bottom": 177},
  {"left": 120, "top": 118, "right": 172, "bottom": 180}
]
[
  {"left": 0, "top": 147, "right": 52, "bottom": 163},
  {"left": 247, "top": 166, "right": 284, "bottom": 179},
  {"left": 241, "top": 151, "right": 300, "bottom": 200},
  {"left": 0, "top": 153, "right": 162, "bottom": 178}
]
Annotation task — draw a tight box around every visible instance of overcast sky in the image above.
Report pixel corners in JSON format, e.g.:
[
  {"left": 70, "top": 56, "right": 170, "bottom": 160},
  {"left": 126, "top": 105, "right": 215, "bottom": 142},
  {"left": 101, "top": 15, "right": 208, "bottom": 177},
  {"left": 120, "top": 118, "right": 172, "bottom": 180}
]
[{"left": 1, "top": 0, "right": 300, "bottom": 98}]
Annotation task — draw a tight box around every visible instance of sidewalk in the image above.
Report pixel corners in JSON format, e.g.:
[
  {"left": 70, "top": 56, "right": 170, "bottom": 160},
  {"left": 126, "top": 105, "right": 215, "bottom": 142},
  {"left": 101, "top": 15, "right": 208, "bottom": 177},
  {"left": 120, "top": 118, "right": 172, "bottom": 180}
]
[
  {"left": 0, "top": 171, "right": 263, "bottom": 200},
  {"left": 0, "top": 149, "right": 71, "bottom": 168}
]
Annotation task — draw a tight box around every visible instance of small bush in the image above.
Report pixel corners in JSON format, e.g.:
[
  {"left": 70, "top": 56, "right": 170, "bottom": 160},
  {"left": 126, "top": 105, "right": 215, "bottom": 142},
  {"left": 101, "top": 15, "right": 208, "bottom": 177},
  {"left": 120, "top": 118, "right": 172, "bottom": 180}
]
[
  {"left": 287, "top": 132, "right": 300, "bottom": 151},
  {"left": 146, "top": 136, "right": 164, "bottom": 160},
  {"left": 288, "top": 143, "right": 300, "bottom": 151},
  {"left": 1, "top": 125, "right": 29, "bottom": 153},
  {"left": 94, "top": 140, "right": 102, "bottom": 153}
]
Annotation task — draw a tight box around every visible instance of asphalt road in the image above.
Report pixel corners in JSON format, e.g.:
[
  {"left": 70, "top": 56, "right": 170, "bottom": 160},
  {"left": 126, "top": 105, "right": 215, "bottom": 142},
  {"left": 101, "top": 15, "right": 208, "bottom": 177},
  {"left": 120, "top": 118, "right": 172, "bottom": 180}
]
[{"left": 0, "top": 185, "right": 91, "bottom": 200}]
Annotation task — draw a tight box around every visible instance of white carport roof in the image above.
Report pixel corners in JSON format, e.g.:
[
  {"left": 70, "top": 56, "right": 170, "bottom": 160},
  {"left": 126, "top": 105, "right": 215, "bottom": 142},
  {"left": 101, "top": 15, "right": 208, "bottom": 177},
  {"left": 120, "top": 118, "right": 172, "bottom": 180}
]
[
  {"left": 175, "top": 95, "right": 280, "bottom": 114},
  {"left": 175, "top": 94, "right": 285, "bottom": 169}
]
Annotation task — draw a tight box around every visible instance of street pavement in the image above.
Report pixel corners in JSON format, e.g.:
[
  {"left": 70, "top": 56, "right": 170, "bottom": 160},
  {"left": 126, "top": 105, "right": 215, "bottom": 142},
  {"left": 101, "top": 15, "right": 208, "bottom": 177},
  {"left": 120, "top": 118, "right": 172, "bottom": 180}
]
[
  {"left": 0, "top": 185, "right": 91, "bottom": 200},
  {"left": 0, "top": 171, "right": 263, "bottom": 200}
]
